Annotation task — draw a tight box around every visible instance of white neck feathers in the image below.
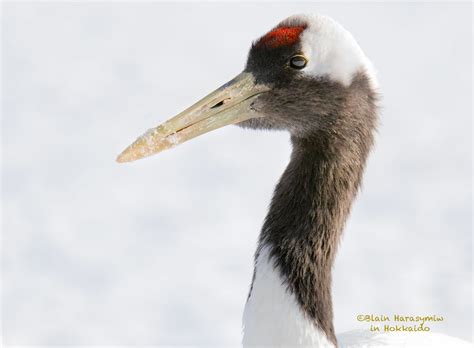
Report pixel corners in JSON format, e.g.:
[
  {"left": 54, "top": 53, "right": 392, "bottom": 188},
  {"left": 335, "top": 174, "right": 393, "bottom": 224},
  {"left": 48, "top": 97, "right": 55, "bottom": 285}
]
[{"left": 242, "top": 246, "right": 335, "bottom": 347}]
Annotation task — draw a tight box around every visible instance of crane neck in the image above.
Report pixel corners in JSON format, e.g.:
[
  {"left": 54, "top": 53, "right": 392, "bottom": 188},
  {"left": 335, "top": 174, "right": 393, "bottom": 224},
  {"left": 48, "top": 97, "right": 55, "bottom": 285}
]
[
  {"left": 242, "top": 73, "right": 378, "bottom": 347},
  {"left": 243, "top": 129, "right": 374, "bottom": 347}
]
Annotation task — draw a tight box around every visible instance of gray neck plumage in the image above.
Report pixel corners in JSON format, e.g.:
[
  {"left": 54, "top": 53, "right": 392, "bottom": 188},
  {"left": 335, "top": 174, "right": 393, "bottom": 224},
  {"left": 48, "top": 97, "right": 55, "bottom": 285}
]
[{"left": 255, "top": 99, "right": 376, "bottom": 345}]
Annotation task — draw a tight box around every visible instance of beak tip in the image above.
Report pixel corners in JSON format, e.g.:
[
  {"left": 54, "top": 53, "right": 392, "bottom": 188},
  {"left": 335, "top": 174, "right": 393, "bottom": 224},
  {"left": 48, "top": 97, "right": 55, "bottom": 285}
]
[
  {"left": 116, "top": 151, "right": 130, "bottom": 163},
  {"left": 116, "top": 139, "right": 162, "bottom": 164},
  {"left": 116, "top": 145, "right": 139, "bottom": 163},
  {"left": 116, "top": 155, "right": 126, "bottom": 163}
]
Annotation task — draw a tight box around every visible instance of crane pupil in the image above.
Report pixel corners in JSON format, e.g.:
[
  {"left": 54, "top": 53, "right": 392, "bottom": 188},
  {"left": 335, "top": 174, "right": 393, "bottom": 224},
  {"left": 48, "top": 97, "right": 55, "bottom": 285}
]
[{"left": 289, "top": 55, "right": 307, "bottom": 69}]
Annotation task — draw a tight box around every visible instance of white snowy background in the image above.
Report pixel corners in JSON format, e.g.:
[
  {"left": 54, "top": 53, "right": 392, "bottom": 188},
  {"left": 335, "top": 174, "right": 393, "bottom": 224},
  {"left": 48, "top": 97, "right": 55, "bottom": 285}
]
[{"left": 2, "top": 2, "right": 472, "bottom": 345}]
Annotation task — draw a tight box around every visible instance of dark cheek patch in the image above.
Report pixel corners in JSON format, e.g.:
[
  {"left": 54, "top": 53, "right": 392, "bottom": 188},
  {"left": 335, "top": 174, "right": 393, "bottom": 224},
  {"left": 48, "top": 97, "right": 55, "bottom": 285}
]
[{"left": 256, "top": 26, "right": 306, "bottom": 49}]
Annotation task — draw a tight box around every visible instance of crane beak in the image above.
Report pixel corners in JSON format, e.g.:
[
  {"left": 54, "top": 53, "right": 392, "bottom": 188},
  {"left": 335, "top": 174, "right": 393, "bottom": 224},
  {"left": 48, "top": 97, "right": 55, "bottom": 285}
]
[{"left": 116, "top": 72, "right": 269, "bottom": 163}]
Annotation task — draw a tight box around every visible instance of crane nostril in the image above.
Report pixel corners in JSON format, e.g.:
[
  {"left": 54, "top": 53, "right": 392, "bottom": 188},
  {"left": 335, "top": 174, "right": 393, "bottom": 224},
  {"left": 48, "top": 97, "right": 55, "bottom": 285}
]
[
  {"left": 211, "top": 101, "right": 224, "bottom": 109},
  {"left": 211, "top": 98, "right": 231, "bottom": 109}
]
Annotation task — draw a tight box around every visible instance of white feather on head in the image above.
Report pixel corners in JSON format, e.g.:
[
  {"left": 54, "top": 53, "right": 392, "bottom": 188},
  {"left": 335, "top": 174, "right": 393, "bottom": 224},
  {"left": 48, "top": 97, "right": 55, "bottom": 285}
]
[{"left": 279, "top": 14, "right": 378, "bottom": 89}]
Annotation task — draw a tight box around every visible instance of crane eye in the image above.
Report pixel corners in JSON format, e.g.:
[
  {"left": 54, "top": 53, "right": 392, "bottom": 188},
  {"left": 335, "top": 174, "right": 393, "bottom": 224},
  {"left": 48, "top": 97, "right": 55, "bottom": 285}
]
[{"left": 289, "top": 55, "right": 308, "bottom": 69}]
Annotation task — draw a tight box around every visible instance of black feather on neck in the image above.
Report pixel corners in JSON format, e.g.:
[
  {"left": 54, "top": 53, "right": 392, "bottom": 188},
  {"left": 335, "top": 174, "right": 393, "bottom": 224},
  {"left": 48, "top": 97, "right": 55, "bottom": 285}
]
[{"left": 252, "top": 73, "right": 378, "bottom": 346}]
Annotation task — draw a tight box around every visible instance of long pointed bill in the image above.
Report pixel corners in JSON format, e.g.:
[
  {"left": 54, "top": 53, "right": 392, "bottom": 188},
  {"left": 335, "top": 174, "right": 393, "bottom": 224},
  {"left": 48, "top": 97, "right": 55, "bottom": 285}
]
[{"left": 116, "top": 72, "right": 269, "bottom": 163}]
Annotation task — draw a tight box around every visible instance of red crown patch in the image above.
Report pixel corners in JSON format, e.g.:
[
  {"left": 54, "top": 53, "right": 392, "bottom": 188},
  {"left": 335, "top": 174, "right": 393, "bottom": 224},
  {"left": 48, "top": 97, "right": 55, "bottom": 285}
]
[{"left": 256, "top": 25, "right": 306, "bottom": 49}]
